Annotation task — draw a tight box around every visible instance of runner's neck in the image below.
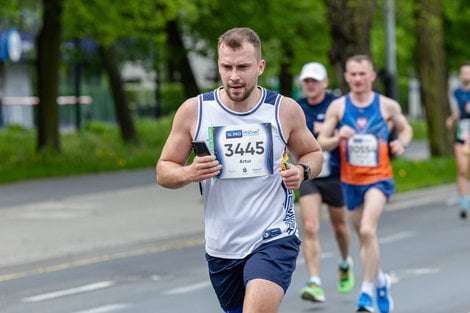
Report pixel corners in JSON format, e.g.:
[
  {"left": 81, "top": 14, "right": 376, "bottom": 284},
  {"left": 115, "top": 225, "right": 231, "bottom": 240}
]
[{"left": 350, "top": 91, "right": 374, "bottom": 107}]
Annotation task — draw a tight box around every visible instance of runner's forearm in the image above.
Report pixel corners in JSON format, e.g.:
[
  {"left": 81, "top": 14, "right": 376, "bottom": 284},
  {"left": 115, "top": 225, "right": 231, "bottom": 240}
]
[{"left": 156, "top": 161, "right": 192, "bottom": 189}]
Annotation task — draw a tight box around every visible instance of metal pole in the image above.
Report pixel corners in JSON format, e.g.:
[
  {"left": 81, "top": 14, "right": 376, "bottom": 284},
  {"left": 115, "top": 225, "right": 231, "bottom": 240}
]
[
  {"left": 74, "top": 39, "right": 82, "bottom": 130},
  {"left": 385, "top": 0, "right": 398, "bottom": 100},
  {"left": 154, "top": 51, "right": 161, "bottom": 119}
]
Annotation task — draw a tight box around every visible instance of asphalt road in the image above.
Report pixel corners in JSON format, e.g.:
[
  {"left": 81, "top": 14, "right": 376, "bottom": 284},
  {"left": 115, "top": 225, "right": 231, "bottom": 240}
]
[{"left": 0, "top": 167, "right": 469, "bottom": 313}]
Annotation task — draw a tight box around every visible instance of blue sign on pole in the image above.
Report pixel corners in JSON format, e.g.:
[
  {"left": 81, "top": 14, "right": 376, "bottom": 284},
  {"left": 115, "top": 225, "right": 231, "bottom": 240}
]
[{"left": 0, "top": 29, "right": 22, "bottom": 62}]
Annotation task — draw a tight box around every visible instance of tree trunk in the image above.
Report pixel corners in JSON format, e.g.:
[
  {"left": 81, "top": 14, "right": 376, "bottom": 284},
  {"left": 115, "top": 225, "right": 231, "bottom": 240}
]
[
  {"left": 165, "top": 20, "right": 200, "bottom": 98},
  {"left": 99, "top": 44, "right": 139, "bottom": 145},
  {"left": 279, "top": 44, "right": 294, "bottom": 97},
  {"left": 414, "top": 0, "right": 453, "bottom": 156},
  {"left": 325, "top": 0, "right": 375, "bottom": 92},
  {"left": 36, "top": 0, "right": 63, "bottom": 152}
]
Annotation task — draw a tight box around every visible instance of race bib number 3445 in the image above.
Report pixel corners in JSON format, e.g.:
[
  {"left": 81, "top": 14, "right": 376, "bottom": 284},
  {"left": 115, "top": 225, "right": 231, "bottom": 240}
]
[{"left": 211, "top": 123, "right": 273, "bottom": 179}]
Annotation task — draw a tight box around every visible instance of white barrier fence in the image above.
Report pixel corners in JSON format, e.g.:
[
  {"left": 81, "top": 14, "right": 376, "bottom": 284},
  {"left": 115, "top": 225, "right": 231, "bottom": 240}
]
[
  {"left": 1, "top": 96, "right": 92, "bottom": 106},
  {"left": 0, "top": 96, "right": 92, "bottom": 129}
]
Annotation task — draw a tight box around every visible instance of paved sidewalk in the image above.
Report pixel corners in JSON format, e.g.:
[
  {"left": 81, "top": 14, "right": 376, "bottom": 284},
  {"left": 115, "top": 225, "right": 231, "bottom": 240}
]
[
  {"left": 402, "top": 140, "right": 430, "bottom": 160},
  {"left": 0, "top": 169, "right": 204, "bottom": 269}
]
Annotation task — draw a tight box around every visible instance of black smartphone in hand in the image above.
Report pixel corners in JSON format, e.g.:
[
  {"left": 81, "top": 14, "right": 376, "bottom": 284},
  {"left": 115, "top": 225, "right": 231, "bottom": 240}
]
[{"left": 192, "top": 141, "right": 211, "bottom": 156}]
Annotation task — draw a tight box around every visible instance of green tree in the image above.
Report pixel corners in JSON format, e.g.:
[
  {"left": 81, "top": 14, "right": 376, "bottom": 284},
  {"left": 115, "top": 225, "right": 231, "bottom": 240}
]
[
  {"left": 0, "top": 0, "right": 20, "bottom": 21},
  {"left": 64, "top": 0, "right": 179, "bottom": 145},
  {"left": 185, "top": 0, "right": 328, "bottom": 97},
  {"left": 325, "top": 0, "right": 375, "bottom": 93},
  {"left": 413, "top": 0, "right": 453, "bottom": 156},
  {"left": 98, "top": 43, "right": 139, "bottom": 144},
  {"left": 260, "top": 0, "right": 328, "bottom": 96},
  {"left": 443, "top": 1, "right": 470, "bottom": 71},
  {"left": 0, "top": 0, "right": 62, "bottom": 152},
  {"left": 36, "top": 0, "right": 63, "bottom": 152},
  {"left": 165, "top": 19, "right": 200, "bottom": 98}
]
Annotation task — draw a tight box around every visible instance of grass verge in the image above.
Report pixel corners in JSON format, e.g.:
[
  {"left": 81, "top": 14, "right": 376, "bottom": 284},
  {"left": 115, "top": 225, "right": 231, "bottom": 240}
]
[
  {"left": 0, "top": 117, "right": 456, "bottom": 193},
  {"left": 0, "top": 117, "right": 172, "bottom": 184},
  {"left": 409, "top": 119, "right": 427, "bottom": 141},
  {"left": 392, "top": 157, "right": 455, "bottom": 192}
]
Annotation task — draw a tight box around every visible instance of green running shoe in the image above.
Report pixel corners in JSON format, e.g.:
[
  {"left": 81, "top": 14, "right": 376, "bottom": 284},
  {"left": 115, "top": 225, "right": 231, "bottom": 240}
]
[
  {"left": 300, "top": 283, "right": 326, "bottom": 302},
  {"left": 338, "top": 262, "right": 355, "bottom": 293}
]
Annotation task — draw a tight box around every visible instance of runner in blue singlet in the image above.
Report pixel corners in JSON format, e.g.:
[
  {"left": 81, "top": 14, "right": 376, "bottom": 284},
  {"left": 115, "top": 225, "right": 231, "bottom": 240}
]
[
  {"left": 446, "top": 62, "right": 470, "bottom": 219},
  {"left": 318, "top": 55, "right": 412, "bottom": 313}
]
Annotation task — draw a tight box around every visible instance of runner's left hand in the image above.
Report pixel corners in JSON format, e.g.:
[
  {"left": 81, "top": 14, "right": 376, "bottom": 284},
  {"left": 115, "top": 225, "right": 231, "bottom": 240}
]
[{"left": 280, "top": 163, "right": 303, "bottom": 190}]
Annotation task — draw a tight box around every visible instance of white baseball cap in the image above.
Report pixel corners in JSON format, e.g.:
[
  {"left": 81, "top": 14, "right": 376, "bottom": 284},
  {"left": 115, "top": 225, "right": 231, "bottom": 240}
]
[{"left": 299, "top": 62, "right": 327, "bottom": 81}]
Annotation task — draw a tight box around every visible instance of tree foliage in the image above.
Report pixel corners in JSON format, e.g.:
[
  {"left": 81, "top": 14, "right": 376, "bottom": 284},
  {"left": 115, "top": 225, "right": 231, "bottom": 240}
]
[
  {"left": 413, "top": 0, "right": 453, "bottom": 156},
  {"left": 63, "top": 0, "right": 178, "bottom": 44},
  {"left": 0, "top": 0, "right": 20, "bottom": 24},
  {"left": 1, "top": 0, "right": 469, "bottom": 156},
  {"left": 325, "top": 0, "right": 375, "bottom": 92},
  {"left": 443, "top": 1, "right": 470, "bottom": 72},
  {"left": 185, "top": 0, "right": 328, "bottom": 95},
  {"left": 62, "top": 0, "right": 182, "bottom": 145}
]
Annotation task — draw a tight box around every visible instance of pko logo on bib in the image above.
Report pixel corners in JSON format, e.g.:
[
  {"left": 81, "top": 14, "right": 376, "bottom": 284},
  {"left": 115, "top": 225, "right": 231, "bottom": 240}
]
[
  {"left": 226, "top": 130, "right": 242, "bottom": 138},
  {"left": 225, "top": 128, "right": 260, "bottom": 138}
]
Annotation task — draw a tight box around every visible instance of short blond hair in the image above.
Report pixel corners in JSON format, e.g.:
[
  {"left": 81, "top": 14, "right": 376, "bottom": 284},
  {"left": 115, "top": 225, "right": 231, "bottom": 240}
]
[{"left": 346, "top": 54, "right": 375, "bottom": 71}]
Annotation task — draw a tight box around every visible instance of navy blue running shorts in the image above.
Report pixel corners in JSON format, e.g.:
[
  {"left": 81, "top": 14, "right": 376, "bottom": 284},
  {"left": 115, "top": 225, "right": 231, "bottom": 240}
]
[
  {"left": 341, "top": 179, "right": 395, "bottom": 210},
  {"left": 205, "top": 235, "right": 301, "bottom": 312},
  {"left": 299, "top": 177, "right": 345, "bottom": 207}
]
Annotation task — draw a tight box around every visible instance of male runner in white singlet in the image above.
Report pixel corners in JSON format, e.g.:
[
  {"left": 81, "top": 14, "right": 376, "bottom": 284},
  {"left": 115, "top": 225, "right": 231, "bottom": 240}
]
[{"left": 156, "top": 27, "right": 323, "bottom": 313}]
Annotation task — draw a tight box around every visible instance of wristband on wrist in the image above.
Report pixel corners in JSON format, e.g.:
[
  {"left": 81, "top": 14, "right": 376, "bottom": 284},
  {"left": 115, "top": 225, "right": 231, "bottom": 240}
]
[{"left": 297, "top": 164, "right": 311, "bottom": 181}]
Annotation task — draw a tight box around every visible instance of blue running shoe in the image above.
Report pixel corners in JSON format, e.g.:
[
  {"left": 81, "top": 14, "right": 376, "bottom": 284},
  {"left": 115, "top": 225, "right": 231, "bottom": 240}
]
[
  {"left": 356, "top": 292, "right": 374, "bottom": 312},
  {"left": 376, "top": 273, "right": 393, "bottom": 313}
]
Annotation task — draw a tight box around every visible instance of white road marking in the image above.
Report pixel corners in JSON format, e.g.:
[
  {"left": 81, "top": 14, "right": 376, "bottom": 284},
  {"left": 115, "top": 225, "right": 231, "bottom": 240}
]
[
  {"left": 389, "top": 267, "right": 440, "bottom": 283},
  {"left": 163, "top": 280, "right": 211, "bottom": 295},
  {"left": 320, "top": 251, "right": 334, "bottom": 259},
  {"left": 446, "top": 198, "right": 457, "bottom": 206},
  {"left": 296, "top": 251, "right": 334, "bottom": 265},
  {"left": 71, "top": 304, "right": 131, "bottom": 313},
  {"left": 21, "top": 281, "right": 115, "bottom": 302},
  {"left": 163, "top": 252, "right": 335, "bottom": 295},
  {"left": 379, "top": 231, "right": 416, "bottom": 244}
]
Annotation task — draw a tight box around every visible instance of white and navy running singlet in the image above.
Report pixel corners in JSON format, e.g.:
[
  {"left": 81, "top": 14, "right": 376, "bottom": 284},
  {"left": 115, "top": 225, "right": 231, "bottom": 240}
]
[{"left": 194, "top": 86, "right": 298, "bottom": 259}]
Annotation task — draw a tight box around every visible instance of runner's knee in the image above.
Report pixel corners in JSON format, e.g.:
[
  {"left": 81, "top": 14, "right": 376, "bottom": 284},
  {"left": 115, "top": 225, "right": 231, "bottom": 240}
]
[
  {"left": 359, "top": 225, "right": 376, "bottom": 242},
  {"left": 332, "top": 221, "right": 348, "bottom": 237},
  {"left": 457, "top": 166, "right": 468, "bottom": 177},
  {"left": 303, "top": 220, "right": 319, "bottom": 237}
]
